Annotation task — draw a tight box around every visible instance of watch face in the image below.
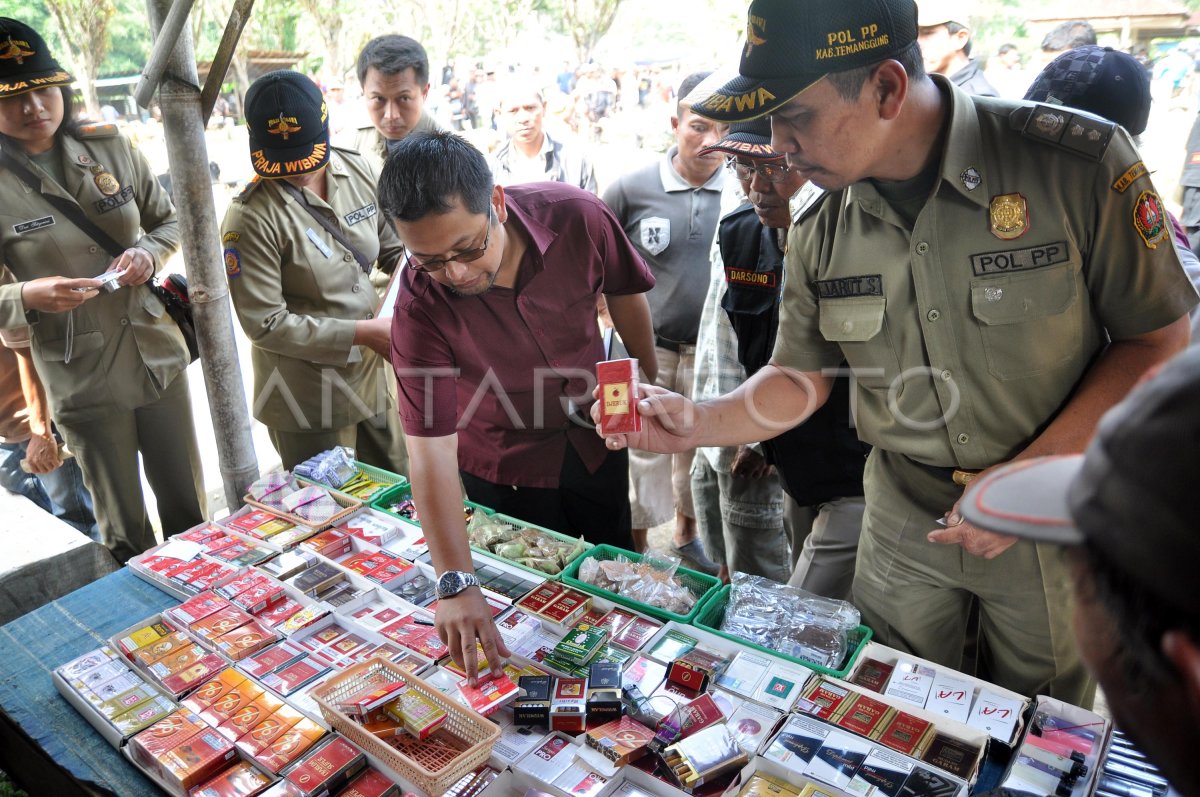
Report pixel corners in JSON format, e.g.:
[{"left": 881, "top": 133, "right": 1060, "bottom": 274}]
[{"left": 437, "top": 570, "right": 474, "bottom": 598}]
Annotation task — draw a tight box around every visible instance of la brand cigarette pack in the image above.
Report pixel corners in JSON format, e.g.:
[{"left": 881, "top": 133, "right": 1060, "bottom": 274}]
[{"left": 597, "top": 359, "right": 641, "bottom": 434}]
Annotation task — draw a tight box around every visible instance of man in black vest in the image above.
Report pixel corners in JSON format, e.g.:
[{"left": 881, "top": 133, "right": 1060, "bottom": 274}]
[{"left": 695, "top": 118, "right": 869, "bottom": 598}]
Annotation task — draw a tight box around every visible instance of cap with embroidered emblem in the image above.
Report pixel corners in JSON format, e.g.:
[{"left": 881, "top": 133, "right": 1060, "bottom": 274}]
[
  {"left": 961, "top": 346, "right": 1200, "bottom": 616},
  {"left": 244, "top": 70, "right": 330, "bottom": 178},
  {"left": 698, "top": 118, "right": 780, "bottom": 159},
  {"left": 1024, "top": 45, "right": 1151, "bottom": 136},
  {"left": 691, "top": 0, "right": 918, "bottom": 123},
  {"left": 0, "top": 18, "right": 72, "bottom": 99}
]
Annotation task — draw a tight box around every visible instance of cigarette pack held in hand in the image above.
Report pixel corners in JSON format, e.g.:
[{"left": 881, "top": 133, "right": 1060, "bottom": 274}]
[{"left": 597, "top": 359, "right": 640, "bottom": 434}]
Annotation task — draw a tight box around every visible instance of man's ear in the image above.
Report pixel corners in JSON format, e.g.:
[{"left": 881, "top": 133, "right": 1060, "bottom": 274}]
[
  {"left": 873, "top": 60, "right": 909, "bottom": 121},
  {"left": 492, "top": 183, "right": 508, "bottom": 224},
  {"left": 1162, "top": 631, "right": 1200, "bottom": 715},
  {"left": 953, "top": 28, "right": 971, "bottom": 54}
]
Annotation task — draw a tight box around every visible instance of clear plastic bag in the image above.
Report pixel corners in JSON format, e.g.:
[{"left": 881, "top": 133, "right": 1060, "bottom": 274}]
[
  {"left": 720, "top": 572, "right": 861, "bottom": 669},
  {"left": 577, "top": 550, "right": 697, "bottom": 614},
  {"left": 295, "top": 446, "right": 358, "bottom": 489}
]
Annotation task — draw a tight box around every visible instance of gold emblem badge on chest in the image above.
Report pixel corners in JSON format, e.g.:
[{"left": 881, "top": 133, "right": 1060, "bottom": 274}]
[{"left": 988, "top": 193, "right": 1028, "bottom": 240}]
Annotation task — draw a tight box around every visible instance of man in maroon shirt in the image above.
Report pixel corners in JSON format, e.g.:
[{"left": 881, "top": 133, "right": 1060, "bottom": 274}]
[{"left": 379, "top": 131, "right": 657, "bottom": 678}]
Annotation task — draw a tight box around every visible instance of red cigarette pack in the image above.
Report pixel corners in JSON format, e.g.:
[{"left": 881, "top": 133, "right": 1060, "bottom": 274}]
[
  {"left": 284, "top": 735, "right": 366, "bottom": 795},
  {"left": 159, "top": 727, "right": 238, "bottom": 792},
  {"left": 256, "top": 598, "right": 304, "bottom": 628},
  {"left": 515, "top": 582, "right": 564, "bottom": 614},
  {"left": 596, "top": 359, "right": 641, "bottom": 434},
  {"left": 338, "top": 768, "right": 399, "bottom": 797},
  {"left": 128, "top": 710, "right": 209, "bottom": 764},
  {"left": 189, "top": 759, "right": 272, "bottom": 797},
  {"left": 539, "top": 589, "right": 591, "bottom": 625},
  {"left": 201, "top": 679, "right": 266, "bottom": 726},
  {"left": 184, "top": 668, "right": 247, "bottom": 712},
  {"left": 169, "top": 593, "right": 231, "bottom": 626},
  {"left": 253, "top": 718, "right": 325, "bottom": 773},
  {"left": 191, "top": 606, "right": 255, "bottom": 640},
  {"left": 216, "top": 692, "right": 283, "bottom": 742},
  {"left": 160, "top": 653, "right": 227, "bottom": 696},
  {"left": 239, "top": 641, "right": 308, "bottom": 679},
  {"left": 215, "top": 620, "right": 277, "bottom": 661},
  {"left": 226, "top": 509, "right": 276, "bottom": 533}
]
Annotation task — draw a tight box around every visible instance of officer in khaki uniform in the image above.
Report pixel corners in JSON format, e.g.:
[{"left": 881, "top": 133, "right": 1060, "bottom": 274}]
[
  {"left": 222, "top": 70, "right": 406, "bottom": 472},
  {"left": 352, "top": 34, "right": 443, "bottom": 176},
  {"left": 603, "top": 0, "right": 1197, "bottom": 704},
  {"left": 0, "top": 18, "right": 205, "bottom": 562}
]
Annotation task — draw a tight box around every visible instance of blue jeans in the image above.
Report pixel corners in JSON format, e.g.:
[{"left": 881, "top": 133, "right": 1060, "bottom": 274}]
[{"left": 0, "top": 440, "right": 100, "bottom": 541}]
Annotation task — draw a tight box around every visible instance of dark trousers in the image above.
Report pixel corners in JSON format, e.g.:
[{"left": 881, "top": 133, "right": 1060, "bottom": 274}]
[{"left": 461, "top": 446, "right": 633, "bottom": 551}]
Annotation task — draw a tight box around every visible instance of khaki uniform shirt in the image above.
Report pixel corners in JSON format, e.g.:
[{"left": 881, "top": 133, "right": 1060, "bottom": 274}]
[
  {"left": 221, "top": 147, "right": 404, "bottom": 432},
  {"left": 0, "top": 126, "right": 187, "bottom": 423},
  {"left": 351, "top": 112, "right": 443, "bottom": 175},
  {"left": 775, "top": 78, "right": 1199, "bottom": 469}
]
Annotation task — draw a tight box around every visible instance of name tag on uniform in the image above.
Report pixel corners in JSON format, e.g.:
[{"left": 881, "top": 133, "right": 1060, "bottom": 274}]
[
  {"left": 344, "top": 203, "right": 377, "bottom": 226},
  {"left": 969, "top": 241, "right": 1069, "bottom": 276},
  {"left": 13, "top": 215, "right": 54, "bottom": 234},
  {"left": 305, "top": 227, "right": 333, "bottom": 258}
]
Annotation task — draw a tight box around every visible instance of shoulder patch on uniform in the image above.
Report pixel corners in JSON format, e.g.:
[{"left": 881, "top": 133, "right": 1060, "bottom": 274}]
[
  {"left": 224, "top": 247, "right": 242, "bottom": 278},
  {"left": 75, "top": 123, "right": 119, "bottom": 138},
  {"left": 1112, "top": 161, "right": 1148, "bottom": 194},
  {"left": 1013, "top": 103, "right": 1114, "bottom": 162},
  {"left": 1133, "top": 190, "right": 1169, "bottom": 250},
  {"left": 233, "top": 175, "right": 262, "bottom": 203}
]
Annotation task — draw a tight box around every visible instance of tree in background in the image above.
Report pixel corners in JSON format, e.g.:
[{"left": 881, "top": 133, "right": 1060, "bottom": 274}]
[
  {"left": 44, "top": 0, "right": 118, "bottom": 118},
  {"left": 556, "top": 0, "right": 624, "bottom": 65}
]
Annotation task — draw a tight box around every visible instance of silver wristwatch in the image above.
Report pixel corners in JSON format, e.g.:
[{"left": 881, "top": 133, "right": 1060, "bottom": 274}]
[{"left": 435, "top": 570, "right": 481, "bottom": 600}]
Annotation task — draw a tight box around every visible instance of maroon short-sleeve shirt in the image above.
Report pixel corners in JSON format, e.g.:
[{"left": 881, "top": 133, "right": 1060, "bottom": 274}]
[{"left": 390, "top": 182, "right": 655, "bottom": 488}]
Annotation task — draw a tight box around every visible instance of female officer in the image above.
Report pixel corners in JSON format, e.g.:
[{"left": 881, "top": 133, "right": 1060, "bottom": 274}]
[
  {"left": 221, "top": 71, "right": 406, "bottom": 472},
  {"left": 0, "top": 18, "right": 205, "bottom": 562}
]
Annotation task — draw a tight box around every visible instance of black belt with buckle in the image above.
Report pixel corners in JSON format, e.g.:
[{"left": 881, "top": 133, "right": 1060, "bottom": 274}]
[
  {"left": 905, "top": 456, "right": 981, "bottom": 486},
  {"left": 655, "top": 335, "right": 694, "bottom": 353}
]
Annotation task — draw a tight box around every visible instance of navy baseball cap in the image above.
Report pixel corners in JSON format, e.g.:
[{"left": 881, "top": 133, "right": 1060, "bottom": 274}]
[
  {"left": 1025, "top": 45, "right": 1152, "bottom": 136},
  {"left": 0, "top": 18, "right": 72, "bottom": 99},
  {"left": 962, "top": 347, "right": 1200, "bottom": 615},
  {"left": 698, "top": 118, "right": 781, "bottom": 159},
  {"left": 244, "top": 70, "right": 331, "bottom": 178},
  {"left": 692, "top": 0, "right": 919, "bottom": 122}
]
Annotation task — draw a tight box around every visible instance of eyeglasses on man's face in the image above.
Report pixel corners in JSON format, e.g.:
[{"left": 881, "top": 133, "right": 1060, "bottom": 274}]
[
  {"left": 725, "top": 156, "right": 792, "bottom": 184},
  {"left": 405, "top": 211, "right": 494, "bottom": 273}
]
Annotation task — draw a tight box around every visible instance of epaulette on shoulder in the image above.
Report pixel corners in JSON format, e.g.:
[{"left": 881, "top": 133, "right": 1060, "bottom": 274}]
[
  {"left": 233, "top": 175, "right": 263, "bottom": 203},
  {"left": 1011, "top": 103, "right": 1116, "bottom": 162},
  {"left": 331, "top": 144, "right": 363, "bottom": 157},
  {"left": 794, "top": 184, "right": 830, "bottom": 226},
  {"left": 75, "top": 123, "right": 120, "bottom": 139}
]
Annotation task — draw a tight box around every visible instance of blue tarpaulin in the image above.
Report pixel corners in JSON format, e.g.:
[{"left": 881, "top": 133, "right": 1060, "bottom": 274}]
[{"left": 0, "top": 568, "right": 175, "bottom": 796}]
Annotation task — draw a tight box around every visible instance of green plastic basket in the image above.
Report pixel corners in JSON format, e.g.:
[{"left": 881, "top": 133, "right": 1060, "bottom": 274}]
[
  {"left": 468, "top": 513, "right": 594, "bottom": 581},
  {"left": 296, "top": 461, "right": 407, "bottom": 503},
  {"left": 560, "top": 544, "right": 721, "bottom": 624},
  {"left": 368, "top": 482, "right": 494, "bottom": 526},
  {"left": 693, "top": 584, "right": 872, "bottom": 679}
]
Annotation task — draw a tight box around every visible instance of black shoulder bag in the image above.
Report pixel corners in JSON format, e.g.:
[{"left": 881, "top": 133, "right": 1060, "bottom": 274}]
[{"left": 2, "top": 151, "right": 199, "bottom": 362}]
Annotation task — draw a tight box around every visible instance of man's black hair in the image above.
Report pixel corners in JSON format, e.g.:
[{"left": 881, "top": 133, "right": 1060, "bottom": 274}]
[
  {"left": 825, "top": 41, "right": 926, "bottom": 100},
  {"left": 378, "top": 131, "right": 493, "bottom": 222},
  {"left": 357, "top": 35, "right": 429, "bottom": 86},
  {"left": 676, "top": 71, "right": 712, "bottom": 117},
  {"left": 1041, "top": 20, "right": 1097, "bottom": 53},
  {"left": 1080, "top": 540, "right": 1200, "bottom": 696}
]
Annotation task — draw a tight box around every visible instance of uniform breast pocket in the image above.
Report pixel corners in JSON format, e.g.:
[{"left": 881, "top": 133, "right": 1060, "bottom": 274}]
[
  {"left": 970, "top": 263, "right": 1082, "bottom": 380},
  {"left": 817, "top": 296, "right": 901, "bottom": 389}
]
